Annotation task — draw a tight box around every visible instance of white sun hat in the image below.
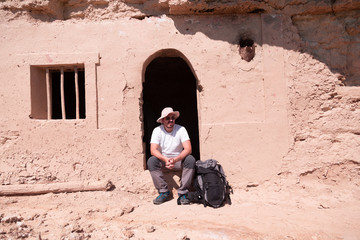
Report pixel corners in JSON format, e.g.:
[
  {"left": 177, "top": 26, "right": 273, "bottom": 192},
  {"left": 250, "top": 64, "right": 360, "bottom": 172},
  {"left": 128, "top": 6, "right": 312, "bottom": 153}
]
[{"left": 156, "top": 107, "right": 180, "bottom": 123}]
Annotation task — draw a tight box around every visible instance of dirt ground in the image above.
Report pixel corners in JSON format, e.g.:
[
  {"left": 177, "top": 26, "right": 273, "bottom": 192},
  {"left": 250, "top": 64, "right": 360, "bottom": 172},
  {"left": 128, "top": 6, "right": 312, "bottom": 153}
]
[{"left": 1, "top": 175, "right": 359, "bottom": 240}]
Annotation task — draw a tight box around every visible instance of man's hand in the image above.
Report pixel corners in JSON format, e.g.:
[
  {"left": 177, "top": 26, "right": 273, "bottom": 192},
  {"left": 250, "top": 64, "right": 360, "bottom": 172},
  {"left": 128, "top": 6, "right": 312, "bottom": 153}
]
[{"left": 165, "top": 158, "right": 175, "bottom": 169}]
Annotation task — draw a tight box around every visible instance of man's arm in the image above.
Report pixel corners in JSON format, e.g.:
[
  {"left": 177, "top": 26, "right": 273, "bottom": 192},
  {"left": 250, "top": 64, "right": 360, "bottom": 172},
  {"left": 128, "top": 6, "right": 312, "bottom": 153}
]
[
  {"left": 173, "top": 140, "right": 192, "bottom": 163},
  {"left": 150, "top": 143, "right": 169, "bottom": 163},
  {"left": 150, "top": 143, "right": 175, "bottom": 169}
]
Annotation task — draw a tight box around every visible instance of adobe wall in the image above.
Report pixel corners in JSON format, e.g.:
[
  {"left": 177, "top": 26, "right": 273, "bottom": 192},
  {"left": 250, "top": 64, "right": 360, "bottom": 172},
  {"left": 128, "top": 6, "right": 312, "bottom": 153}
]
[{"left": 0, "top": 0, "right": 359, "bottom": 191}]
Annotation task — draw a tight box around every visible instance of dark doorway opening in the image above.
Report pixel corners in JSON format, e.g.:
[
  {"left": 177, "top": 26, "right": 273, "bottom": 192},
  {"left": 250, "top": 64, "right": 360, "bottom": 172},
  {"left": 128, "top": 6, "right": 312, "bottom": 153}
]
[{"left": 143, "top": 57, "right": 200, "bottom": 165}]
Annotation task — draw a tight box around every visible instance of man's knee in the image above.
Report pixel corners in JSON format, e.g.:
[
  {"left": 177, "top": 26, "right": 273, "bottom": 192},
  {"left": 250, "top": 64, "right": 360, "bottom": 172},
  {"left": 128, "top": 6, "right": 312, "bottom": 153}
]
[
  {"left": 183, "top": 155, "right": 196, "bottom": 169},
  {"left": 147, "top": 156, "right": 162, "bottom": 171}
]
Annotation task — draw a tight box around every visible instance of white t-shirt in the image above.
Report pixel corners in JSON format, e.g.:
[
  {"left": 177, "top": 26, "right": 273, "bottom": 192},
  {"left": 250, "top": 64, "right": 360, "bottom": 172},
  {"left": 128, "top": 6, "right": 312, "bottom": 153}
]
[{"left": 150, "top": 124, "right": 190, "bottom": 158}]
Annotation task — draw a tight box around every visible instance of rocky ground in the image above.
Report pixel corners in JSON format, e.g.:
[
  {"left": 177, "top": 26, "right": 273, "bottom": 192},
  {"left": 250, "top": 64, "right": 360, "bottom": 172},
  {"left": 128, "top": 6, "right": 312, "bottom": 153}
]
[{"left": 1, "top": 178, "right": 359, "bottom": 240}]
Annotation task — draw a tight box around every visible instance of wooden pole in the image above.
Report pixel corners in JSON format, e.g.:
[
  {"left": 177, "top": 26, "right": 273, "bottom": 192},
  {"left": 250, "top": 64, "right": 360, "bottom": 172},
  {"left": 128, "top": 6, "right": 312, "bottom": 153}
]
[
  {"left": 75, "top": 67, "right": 80, "bottom": 119},
  {"left": 46, "top": 68, "right": 52, "bottom": 120},
  {"left": 60, "top": 67, "right": 66, "bottom": 119},
  {"left": 0, "top": 180, "right": 114, "bottom": 196}
]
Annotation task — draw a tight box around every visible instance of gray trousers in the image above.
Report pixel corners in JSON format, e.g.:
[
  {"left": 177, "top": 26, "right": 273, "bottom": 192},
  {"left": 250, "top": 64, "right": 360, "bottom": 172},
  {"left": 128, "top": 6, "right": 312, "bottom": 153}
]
[{"left": 147, "top": 155, "right": 196, "bottom": 195}]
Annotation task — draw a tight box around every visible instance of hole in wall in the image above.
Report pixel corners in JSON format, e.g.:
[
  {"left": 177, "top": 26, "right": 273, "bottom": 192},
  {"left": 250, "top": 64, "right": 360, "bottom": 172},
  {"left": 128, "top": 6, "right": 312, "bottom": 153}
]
[
  {"left": 239, "top": 37, "right": 255, "bottom": 62},
  {"left": 249, "top": 9, "right": 266, "bottom": 13}
]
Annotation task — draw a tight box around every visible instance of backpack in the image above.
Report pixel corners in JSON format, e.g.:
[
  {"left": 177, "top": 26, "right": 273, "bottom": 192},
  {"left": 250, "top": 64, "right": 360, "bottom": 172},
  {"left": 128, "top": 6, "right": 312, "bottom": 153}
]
[{"left": 188, "top": 159, "right": 233, "bottom": 208}]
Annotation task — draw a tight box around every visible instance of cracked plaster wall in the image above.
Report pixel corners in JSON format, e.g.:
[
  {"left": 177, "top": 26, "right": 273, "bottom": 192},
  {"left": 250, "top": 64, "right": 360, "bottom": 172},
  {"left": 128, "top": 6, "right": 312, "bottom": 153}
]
[{"left": 0, "top": 0, "right": 359, "bottom": 190}]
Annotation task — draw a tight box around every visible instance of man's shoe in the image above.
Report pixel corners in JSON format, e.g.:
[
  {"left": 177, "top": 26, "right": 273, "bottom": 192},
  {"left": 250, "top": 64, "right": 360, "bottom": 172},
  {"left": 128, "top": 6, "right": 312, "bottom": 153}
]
[
  {"left": 153, "top": 191, "right": 171, "bottom": 205},
  {"left": 177, "top": 194, "right": 190, "bottom": 205}
]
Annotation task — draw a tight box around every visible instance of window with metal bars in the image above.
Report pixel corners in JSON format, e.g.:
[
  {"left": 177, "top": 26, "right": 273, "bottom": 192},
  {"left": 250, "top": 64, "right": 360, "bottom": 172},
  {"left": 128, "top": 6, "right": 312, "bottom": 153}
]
[{"left": 30, "top": 65, "right": 86, "bottom": 120}]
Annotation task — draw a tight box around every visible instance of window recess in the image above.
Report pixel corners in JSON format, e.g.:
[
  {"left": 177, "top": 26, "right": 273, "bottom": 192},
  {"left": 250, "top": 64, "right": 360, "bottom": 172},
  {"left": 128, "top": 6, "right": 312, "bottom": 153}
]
[{"left": 30, "top": 65, "right": 86, "bottom": 120}]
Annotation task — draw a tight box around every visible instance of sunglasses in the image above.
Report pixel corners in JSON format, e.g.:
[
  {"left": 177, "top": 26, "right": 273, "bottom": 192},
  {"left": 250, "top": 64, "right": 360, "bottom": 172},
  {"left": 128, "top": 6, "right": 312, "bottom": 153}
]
[{"left": 165, "top": 116, "right": 176, "bottom": 121}]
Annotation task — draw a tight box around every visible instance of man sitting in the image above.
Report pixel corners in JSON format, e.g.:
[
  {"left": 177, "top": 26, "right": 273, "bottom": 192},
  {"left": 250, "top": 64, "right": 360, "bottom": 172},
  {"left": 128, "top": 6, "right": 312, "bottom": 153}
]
[{"left": 147, "top": 107, "right": 196, "bottom": 205}]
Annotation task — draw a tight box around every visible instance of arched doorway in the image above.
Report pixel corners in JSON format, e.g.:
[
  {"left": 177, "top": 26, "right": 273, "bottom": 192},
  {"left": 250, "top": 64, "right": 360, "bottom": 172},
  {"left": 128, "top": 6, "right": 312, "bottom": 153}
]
[{"left": 142, "top": 52, "right": 200, "bottom": 167}]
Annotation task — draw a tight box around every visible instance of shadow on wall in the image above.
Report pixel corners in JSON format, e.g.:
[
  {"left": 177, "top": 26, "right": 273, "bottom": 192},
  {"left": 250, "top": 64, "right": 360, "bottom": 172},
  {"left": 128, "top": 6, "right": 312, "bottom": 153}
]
[
  {"left": 166, "top": 13, "right": 359, "bottom": 86},
  {"left": 124, "top": 1, "right": 359, "bottom": 86},
  {"left": 3, "top": 0, "right": 358, "bottom": 85}
]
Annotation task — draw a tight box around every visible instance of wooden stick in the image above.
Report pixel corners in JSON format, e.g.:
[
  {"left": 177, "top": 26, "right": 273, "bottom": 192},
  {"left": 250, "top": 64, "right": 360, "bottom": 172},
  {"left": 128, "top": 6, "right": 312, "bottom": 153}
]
[
  {"left": 46, "top": 68, "right": 52, "bottom": 120},
  {"left": 0, "top": 180, "right": 114, "bottom": 196},
  {"left": 74, "top": 67, "right": 80, "bottom": 120},
  {"left": 60, "top": 67, "right": 66, "bottom": 119}
]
